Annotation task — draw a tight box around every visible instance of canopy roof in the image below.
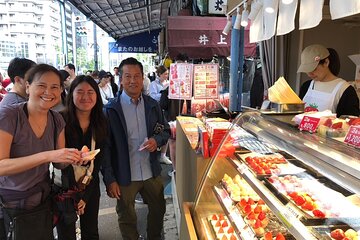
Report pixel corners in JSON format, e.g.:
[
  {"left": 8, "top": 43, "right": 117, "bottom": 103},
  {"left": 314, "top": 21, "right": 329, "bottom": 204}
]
[{"left": 68, "top": 0, "right": 171, "bottom": 40}]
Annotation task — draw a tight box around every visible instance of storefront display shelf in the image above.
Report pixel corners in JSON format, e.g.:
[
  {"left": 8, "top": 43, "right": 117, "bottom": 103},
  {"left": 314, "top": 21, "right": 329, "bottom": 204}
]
[{"left": 183, "top": 111, "right": 360, "bottom": 240}]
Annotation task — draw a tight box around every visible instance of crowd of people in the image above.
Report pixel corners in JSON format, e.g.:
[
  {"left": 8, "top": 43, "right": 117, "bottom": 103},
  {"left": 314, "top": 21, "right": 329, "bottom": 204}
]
[{"left": 0, "top": 56, "right": 180, "bottom": 240}]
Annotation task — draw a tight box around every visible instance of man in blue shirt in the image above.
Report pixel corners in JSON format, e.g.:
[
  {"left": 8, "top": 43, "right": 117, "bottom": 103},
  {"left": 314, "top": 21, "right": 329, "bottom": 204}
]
[{"left": 102, "top": 57, "right": 170, "bottom": 240}]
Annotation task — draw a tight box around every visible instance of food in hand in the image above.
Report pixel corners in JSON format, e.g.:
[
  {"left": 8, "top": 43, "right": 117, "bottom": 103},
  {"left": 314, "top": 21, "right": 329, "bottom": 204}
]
[{"left": 81, "top": 146, "right": 100, "bottom": 161}]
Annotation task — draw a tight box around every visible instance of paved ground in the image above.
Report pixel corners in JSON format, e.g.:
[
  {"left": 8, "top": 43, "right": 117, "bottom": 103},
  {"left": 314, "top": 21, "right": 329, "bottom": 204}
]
[{"left": 97, "top": 164, "right": 178, "bottom": 240}]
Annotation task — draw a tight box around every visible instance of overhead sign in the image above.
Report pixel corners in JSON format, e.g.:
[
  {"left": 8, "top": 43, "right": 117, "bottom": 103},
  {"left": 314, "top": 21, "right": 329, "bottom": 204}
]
[{"left": 109, "top": 29, "right": 160, "bottom": 53}]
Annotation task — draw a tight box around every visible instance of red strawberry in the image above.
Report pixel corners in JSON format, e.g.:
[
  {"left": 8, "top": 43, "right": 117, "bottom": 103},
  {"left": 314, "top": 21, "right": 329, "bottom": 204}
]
[
  {"left": 258, "top": 211, "right": 266, "bottom": 221},
  {"left": 227, "top": 226, "right": 234, "bottom": 234},
  {"left": 275, "top": 233, "right": 286, "bottom": 240},
  {"left": 304, "top": 103, "right": 319, "bottom": 112},
  {"left": 221, "top": 221, "right": 228, "bottom": 227},
  {"left": 323, "top": 118, "right": 333, "bottom": 127},
  {"left": 331, "top": 122, "right": 342, "bottom": 129},
  {"left": 211, "top": 214, "right": 218, "bottom": 220},
  {"left": 264, "top": 232, "right": 273, "bottom": 240},
  {"left": 294, "top": 195, "right": 306, "bottom": 206},
  {"left": 312, "top": 209, "right": 326, "bottom": 218}
]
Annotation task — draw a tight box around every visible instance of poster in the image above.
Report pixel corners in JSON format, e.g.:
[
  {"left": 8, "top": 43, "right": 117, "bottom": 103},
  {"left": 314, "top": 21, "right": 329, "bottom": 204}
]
[
  {"left": 168, "top": 63, "right": 193, "bottom": 100},
  {"left": 193, "top": 64, "right": 219, "bottom": 99}
]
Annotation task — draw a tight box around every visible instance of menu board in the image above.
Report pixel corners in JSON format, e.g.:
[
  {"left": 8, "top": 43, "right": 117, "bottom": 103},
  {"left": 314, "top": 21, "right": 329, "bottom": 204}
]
[
  {"left": 193, "top": 64, "right": 219, "bottom": 99},
  {"left": 168, "top": 63, "right": 193, "bottom": 100}
]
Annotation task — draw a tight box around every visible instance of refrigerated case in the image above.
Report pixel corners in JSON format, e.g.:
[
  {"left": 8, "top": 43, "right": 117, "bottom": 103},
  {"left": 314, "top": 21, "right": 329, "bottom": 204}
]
[{"left": 185, "top": 111, "right": 360, "bottom": 240}]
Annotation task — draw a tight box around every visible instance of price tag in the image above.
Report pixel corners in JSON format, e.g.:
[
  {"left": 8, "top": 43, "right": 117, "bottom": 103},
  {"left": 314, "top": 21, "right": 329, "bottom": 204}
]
[
  {"left": 237, "top": 163, "right": 248, "bottom": 174},
  {"left": 298, "top": 116, "right": 320, "bottom": 133},
  {"left": 344, "top": 126, "right": 360, "bottom": 147}
]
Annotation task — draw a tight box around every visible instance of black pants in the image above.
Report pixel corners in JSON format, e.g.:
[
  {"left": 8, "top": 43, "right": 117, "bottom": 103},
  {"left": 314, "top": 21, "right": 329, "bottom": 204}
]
[
  {"left": 0, "top": 218, "right": 6, "bottom": 240},
  {"left": 56, "top": 184, "right": 100, "bottom": 240}
]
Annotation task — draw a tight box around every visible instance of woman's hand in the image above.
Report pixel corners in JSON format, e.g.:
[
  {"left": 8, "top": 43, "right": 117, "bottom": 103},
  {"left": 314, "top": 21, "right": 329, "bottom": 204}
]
[
  {"left": 76, "top": 199, "right": 86, "bottom": 215},
  {"left": 50, "top": 148, "right": 83, "bottom": 165}
]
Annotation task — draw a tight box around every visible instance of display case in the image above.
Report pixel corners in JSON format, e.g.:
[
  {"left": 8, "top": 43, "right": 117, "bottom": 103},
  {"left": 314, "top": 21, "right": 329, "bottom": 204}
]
[{"left": 190, "top": 111, "right": 360, "bottom": 240}]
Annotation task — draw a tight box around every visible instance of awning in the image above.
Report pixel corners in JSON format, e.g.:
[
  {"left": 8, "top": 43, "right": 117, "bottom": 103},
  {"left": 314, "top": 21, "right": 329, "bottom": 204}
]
[
  {"left": 109, "top": 29, "right": 160, "bottom": 53},
  {"left": 167, "top": 16, "right": 256, "bottom": 59}
]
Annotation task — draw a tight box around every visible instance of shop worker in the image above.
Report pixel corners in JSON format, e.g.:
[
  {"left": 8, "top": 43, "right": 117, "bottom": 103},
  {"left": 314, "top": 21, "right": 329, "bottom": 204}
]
[
  {"left": 298, "top": 44, "right": 360, "bottom": 117},
  {"left": 0, "top": 57, "right": 36, "bottom": 107},
  {"left": 102, "top": 57, "right": 170, "bottom": 240}
]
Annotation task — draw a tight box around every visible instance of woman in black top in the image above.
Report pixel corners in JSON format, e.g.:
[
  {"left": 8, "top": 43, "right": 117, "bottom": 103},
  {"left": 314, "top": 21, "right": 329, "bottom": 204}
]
[{"left": 56, "top": 75, "right": 108, "bottom": 240}]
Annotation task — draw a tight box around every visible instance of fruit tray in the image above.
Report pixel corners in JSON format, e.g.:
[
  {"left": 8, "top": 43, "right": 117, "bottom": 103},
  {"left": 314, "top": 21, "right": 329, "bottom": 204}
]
[
  {"left": 234, "top": 153, "right": 306, "bottom": 179},
  {"left": 265, "top": 174, "right": 360, "bottom": 225},
  {"left": 310, "top": 224, "right": 360, "bottom": 240}
]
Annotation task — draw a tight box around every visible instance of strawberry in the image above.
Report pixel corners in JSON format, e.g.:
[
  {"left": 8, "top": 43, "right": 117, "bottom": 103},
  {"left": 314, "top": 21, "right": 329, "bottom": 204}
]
[
  {"left": 275, "top": 233, "right": 286, "bottom": 240},
  {"left": 264, "top": 232, "right": 273, "bottom": 240},
  {"left": 211, "top": 214, "right": 218, "bottom": 220},
  {"left": 304, "top": 103, "right": 319, "bottom": 112},
  {"left": 323, "top": 118, "right": 333, "bottom": 127},
  {"left": 312, "top": 209, "right": 326, "bottom": 218},
  {"left": 258, "top": 211, "right": 266, "bottom": 221},
  {"left": 331, "top": 122, "right": 343, "bottom": 129},
  {"left": 227, "top": 226, "right": 234, "bottom": 234}
]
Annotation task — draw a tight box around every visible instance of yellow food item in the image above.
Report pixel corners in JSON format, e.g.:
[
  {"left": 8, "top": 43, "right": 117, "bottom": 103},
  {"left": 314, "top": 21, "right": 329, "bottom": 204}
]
[
  {"left": 345, "top": 229, "right": 358, "bottom": 239},
  {"left": 82, "top": 149, "right": 100, "bottom": 161}
]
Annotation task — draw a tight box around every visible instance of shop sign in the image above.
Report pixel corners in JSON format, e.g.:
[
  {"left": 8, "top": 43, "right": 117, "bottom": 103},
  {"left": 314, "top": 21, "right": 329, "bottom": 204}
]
[
  {"left": 168, "top": 63, "right": 193, "bottom": 100},
  {"left": 344, "top": 126, "right": 360, "bottom": 147},
  {"left": 298, "top": 116, "right": 320, "bottom": 133},
  {"left": 193, "top": 64, "right": 219, "bottom": 99},
  {"left": 208, "top": 0, "right": 228, "bottom": 14},
  {"left": 108, "top": 29, "right": 160, "bottom": 53}
]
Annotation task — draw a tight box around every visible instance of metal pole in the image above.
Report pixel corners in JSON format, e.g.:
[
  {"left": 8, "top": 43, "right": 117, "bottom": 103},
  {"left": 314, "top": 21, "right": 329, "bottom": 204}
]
[
  {"left": 229, "top": 17, "right": 245, "bottom": 112},
  {"left": 59, "top": 0, "right": 68, "bottom": 65},
  {"left": 93, "top": 22, "right": 98, "bottom": 71}
]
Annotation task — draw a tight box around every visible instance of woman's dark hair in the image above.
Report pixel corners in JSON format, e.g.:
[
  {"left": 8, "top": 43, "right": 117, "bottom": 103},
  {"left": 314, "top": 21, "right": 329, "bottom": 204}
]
[
  {"left": 59, "top": 70, "right": 69, "bottom": 105},
  {"left": 63, "top": 75, "right": 107, "bottom": 142},
  {"left": 319, "top": 48, "right": 340, "bottom": 76},
  {"left": 25, "top": 64, "right": 62, "bottom": 87},
  {"left": 156, "top": 65, "right": 167, "bottom": 77}
]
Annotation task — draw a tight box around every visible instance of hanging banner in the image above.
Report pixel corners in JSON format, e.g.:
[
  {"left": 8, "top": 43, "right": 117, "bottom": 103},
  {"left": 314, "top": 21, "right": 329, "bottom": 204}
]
[
  {"left": 108, "top": 29, "right": 160, "bottom": 53},
  {"left": 193, "top": 64, "right": 219, "bottom": 99},
  {"left": 168, "top": 63, "right": 193, "bottom": 100}
]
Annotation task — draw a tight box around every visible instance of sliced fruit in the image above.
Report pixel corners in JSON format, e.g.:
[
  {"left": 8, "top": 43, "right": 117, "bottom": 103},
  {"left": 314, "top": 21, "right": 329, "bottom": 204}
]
[
  {"left": 264, "top": 232, "right": 273, "bottom": 240},
  {"left": 330, "top": 229, "right": 345, "bottom": 240},
  {"left": 312, "top": 209, "right": 326, "bottom": 218}
]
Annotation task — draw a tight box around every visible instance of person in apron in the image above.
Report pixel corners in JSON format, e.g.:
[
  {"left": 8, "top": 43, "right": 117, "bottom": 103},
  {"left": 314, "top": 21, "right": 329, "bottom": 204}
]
[{"left": 298, "top": 44, "right": 360, "bottom": 117}]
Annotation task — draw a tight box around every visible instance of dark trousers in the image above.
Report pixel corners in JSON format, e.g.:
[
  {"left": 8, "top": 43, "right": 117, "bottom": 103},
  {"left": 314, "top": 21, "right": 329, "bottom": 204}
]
[
  {"left": 116, "top": 176, "right": 166, "bottom": 240},
  {"left": 0, "top": 218, "right": 5, "bottom": 240},
  {"left": 57, "top": 184, "right": 100, "bottom": 240}
]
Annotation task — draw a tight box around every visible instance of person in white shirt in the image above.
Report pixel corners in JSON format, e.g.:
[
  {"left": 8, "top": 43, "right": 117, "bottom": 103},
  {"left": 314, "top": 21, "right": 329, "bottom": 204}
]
[
  {"left": 142, "top": 76, "right": 151, "bottom": 96},
  {"left": 98, "top": 70, "right": 114, "bottom": 105},
  {"left": 149, "top": 66, "right": 172, "bottom": 165}
]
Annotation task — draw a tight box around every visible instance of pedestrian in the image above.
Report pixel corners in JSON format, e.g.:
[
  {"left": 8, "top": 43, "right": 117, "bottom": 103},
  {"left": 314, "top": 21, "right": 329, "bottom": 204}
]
[
  {"left": 149, "top": 65, "right": 172, "bottom": 165},
  {"left": 102, "top": 57, "right": 170, "bottom": 240},
  {"left": 0, "top": 57, "right": 36, "bottom": 107},
  {"left": 98, "top": 70, "right": 114, "bottom": 105},
  {"left": 0, "top": 64, "right": 82, "bottom": 240},
  {"left": 56, "top": 75, "right": 108, "bottom": 240}
]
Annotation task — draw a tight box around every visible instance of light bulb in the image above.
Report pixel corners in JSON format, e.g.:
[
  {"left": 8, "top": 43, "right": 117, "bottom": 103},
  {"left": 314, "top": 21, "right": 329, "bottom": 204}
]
[
  {"left": 282, "top": 0, "right": 293, "bottom": 4},
  {"left": 264, "top": 0, "right": 275, "bottom": 13},
  {"left": 241, "top": 9, "right": 249, "bottom": 27},
  {"left": 222, "top": 15, "right": 232, "bottom": 35},
  {"left": 234, "top": 8, "right": 242, "bottom": 30}
]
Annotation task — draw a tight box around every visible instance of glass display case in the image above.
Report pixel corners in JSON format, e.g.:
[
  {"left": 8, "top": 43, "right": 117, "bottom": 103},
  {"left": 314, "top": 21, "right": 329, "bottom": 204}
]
[{"left": 191, "top": 111, "right": 360, "bottom": 240}]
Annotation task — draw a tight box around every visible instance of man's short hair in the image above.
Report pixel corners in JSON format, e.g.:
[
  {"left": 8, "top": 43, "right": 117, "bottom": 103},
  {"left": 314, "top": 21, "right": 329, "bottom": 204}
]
[
  {"left": 7, "top": 57, "right": 36, "bottom": 83},
  {"left": 118, "top": 57, "right": 143, "bottom": 77},
  {"left": 65, "top": 63, "right": 76, "bottom": 71}
]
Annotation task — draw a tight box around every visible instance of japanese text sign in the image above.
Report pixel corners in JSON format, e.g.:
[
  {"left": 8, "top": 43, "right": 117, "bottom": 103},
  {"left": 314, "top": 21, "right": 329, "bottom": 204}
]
[
  {"left": 344, "top": 126, "right": 360, "bottom": 147},
  {"left": 168, "top": 63, "right": 193, "bottom": 100},
  {"left": 299, "top": 116, "right": 320, "bottom": 133}
]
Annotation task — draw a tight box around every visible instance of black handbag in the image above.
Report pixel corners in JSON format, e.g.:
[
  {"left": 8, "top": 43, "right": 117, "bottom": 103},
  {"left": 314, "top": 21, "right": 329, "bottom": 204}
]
[{"left": 2, "top": 199, "right": 53, "bottom": 240}]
